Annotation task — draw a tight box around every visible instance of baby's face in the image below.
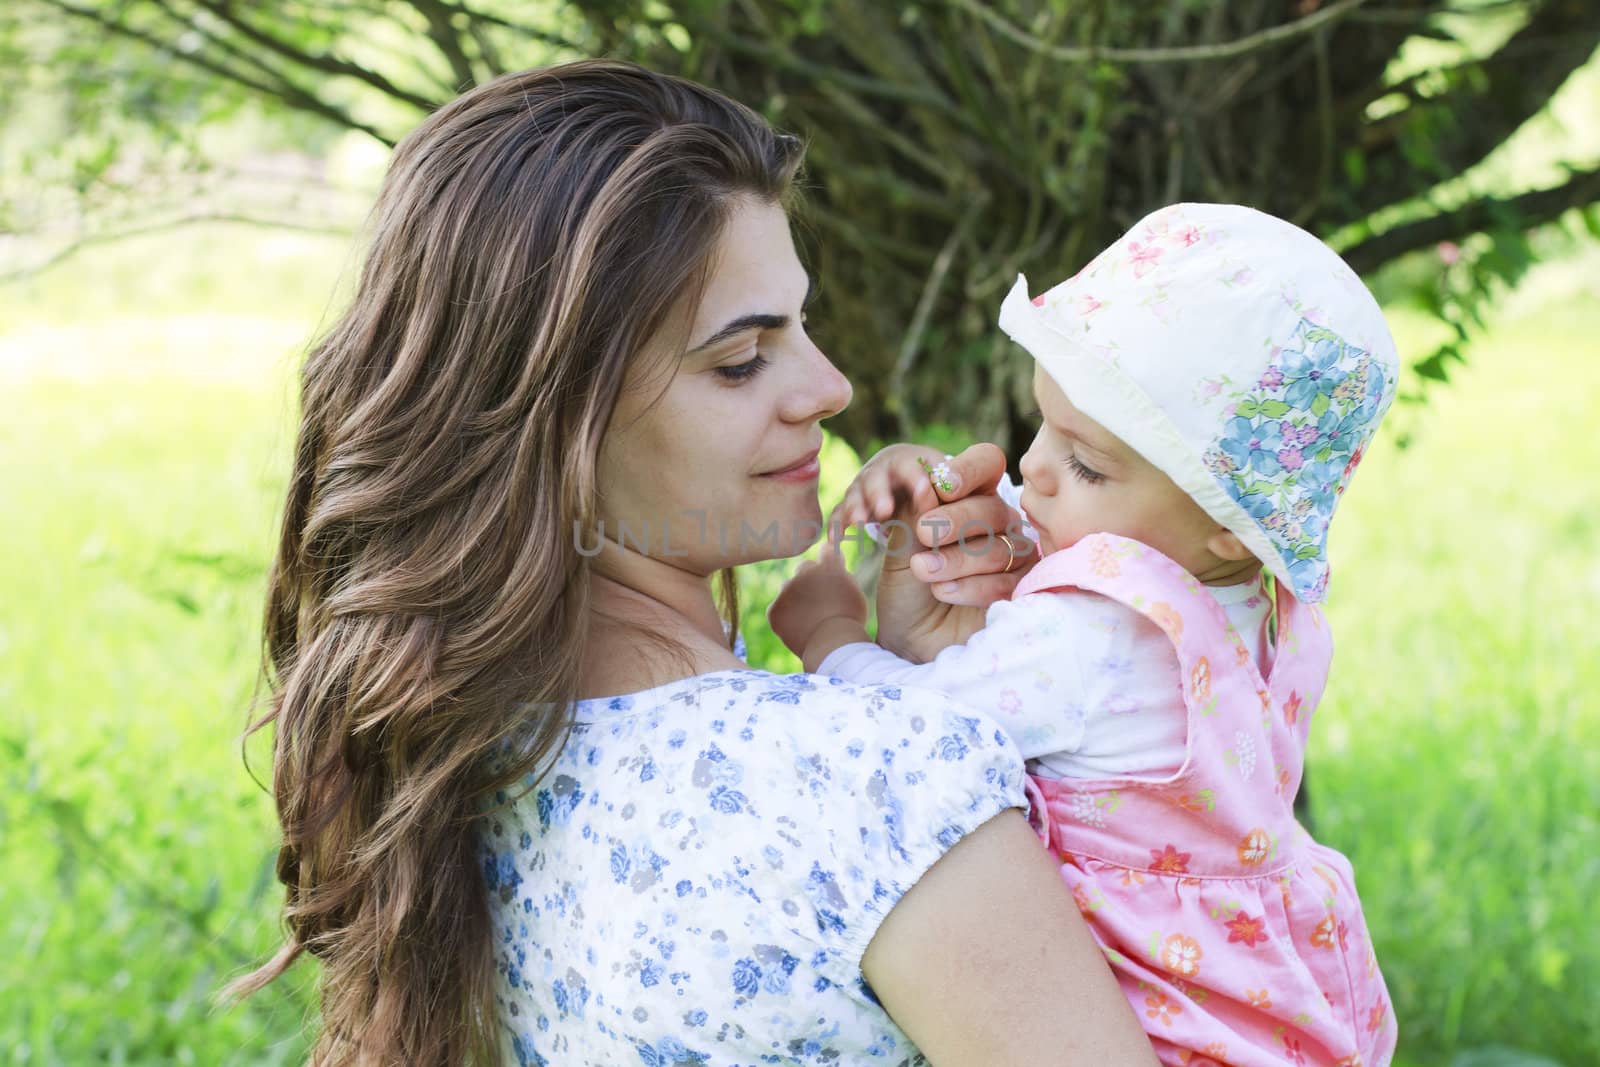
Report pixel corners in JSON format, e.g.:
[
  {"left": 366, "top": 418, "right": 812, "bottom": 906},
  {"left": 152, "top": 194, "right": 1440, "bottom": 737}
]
[{"left": 1018, "top": 368, "right": 1223, "bottom": 574}]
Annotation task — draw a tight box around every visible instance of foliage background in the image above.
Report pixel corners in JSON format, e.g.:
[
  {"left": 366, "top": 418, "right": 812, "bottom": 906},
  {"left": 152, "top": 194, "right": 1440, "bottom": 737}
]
[{"left": 1, "top": 2, "right": 1597, "bottom": 1065}]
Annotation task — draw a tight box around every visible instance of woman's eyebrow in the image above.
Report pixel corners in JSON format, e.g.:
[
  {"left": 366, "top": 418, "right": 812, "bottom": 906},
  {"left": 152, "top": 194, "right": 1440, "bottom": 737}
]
[{"left": 688, "top": 313, "right": 787, "bottom": 354}]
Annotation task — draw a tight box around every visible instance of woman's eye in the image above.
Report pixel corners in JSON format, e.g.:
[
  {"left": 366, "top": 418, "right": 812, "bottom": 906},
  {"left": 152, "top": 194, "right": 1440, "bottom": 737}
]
[
  {"left": 1065, "top": 455, "right": 1105, "bottom": 485},
  {"left": 714, "top": 353, "right": 769, "bottom": 383}
]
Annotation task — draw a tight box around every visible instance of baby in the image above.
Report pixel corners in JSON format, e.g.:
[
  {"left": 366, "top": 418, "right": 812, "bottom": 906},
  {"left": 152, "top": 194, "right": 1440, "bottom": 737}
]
[{"left": 772, "top": 204, "right": 1398, "bottom": 1067}]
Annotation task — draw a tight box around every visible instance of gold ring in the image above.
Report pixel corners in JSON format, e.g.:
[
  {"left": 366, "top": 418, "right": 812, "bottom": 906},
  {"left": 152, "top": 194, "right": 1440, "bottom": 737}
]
[{"left": 998, "top": 532, "right": 1021, "bottom": 574}]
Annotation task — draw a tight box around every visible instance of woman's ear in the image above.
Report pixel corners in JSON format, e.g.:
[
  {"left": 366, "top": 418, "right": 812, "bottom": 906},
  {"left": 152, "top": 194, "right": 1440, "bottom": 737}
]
[{"left": 1205, "top": 527, "right": 1254, "bottom": 562}]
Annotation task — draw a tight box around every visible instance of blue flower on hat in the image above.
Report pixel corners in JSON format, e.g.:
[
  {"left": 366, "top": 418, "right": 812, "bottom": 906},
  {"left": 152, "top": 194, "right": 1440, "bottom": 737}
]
[
  {"left": 1217, "top": 416, "right": 1284, "bottom": 477},
  {"left": 1202, "top": 316, "right": 1393, "bottom": 602},
  {"left": 1281, "top": 330, "right": 1350, "bottom": 409}
]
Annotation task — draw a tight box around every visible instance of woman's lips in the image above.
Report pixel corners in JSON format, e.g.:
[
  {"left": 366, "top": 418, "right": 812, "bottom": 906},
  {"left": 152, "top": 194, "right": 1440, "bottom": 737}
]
[{"left": 759, "top": 449, "right": 821, "bottom": 482}]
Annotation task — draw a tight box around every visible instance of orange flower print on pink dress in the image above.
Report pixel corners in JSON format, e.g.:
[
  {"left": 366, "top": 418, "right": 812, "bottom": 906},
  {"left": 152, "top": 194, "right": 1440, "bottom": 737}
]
[
  {"left": 1145, "top": 991, "right": 1182, "bottom": 1026},
  {"left": 1282, "top": 1034, "right": 1308, "bottom": 1065},
  {"left": 1237, "top": 827, "right": 1271, "bottom": 866},
  {"left": 1190, "top": 657, "right": 1213, "bottom": 703},
  {"left": 1148, "top": 601, "right": 1184, "bottom": 640},
  {"left": 1366, "top": 999, "right": 1389, "bottom": 1033},
  {"left": 1246, "top": 988, "right": 1272, "bottom": 1009},
  {"left": 1089, "top": 539, "right": 1123, "bottom": 577},
  {"left": 1234, "top": 639, "right": 1251, "bottom": 666},
  {"left": 1225, "top": 912, "right": 1269, "bottom": 948},
  {"left": 1150, "top": 844, "right": 1192, "bottom": 874},
  {"left": 1161, "top": 933, "right": 1203, "bottom": 978},
  {"left": 1072, "top": 884, "right": 1094, "bottom": 915},
  {"left": 1336, "top": 1055, "right": 1364, "bottom": 1067},
  {"left": 1310, "top": 915, "right": 1338, "bottom": 949},
  {"left": 1283, "top": 690, "right": 1303, "bottom": 725},
  {"left": 1120, "top": 867, "right": 1147, "bottom": 889}
]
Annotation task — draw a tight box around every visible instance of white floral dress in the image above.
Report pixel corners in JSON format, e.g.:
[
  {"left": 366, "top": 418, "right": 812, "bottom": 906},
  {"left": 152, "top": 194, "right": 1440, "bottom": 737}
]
[{"left": 478, "top": 669, "right": 1027, "bottom": 1066}]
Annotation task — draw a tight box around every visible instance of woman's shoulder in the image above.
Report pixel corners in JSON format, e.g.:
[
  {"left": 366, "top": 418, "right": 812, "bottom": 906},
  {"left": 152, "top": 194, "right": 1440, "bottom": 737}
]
[{"left": 542, "top": 669, "right": 1028, "bottom": 974}]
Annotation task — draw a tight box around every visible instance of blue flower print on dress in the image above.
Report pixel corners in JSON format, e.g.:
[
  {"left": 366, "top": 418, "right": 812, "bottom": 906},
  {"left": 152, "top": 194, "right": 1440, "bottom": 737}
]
[
  {"left": 477, "top": 669, "right": 1024, "bottom": 1066},
  {"left": 1202, "top": 317, "right": 1394, "bottom": 602}
]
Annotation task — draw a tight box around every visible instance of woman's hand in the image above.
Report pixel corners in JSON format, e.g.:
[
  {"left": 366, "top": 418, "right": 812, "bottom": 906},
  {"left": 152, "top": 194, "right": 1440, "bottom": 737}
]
[{"left": 866, "top": 443, "right": 1037, "bottom": 663}]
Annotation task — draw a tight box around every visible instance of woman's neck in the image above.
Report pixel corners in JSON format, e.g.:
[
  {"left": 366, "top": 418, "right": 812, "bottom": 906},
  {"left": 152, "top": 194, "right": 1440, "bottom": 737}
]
[{"left": 580, "top": 542, "right": 745, "bottom": 699}]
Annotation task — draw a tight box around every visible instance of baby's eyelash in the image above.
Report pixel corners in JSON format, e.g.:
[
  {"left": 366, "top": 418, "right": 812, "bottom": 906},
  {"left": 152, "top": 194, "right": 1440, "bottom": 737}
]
[
  {"left": 714, "top": 353, "right": 769, "bottom": 382},
  {"left": 1065, "top": 455, "right": 1105, "bottom": 484}
]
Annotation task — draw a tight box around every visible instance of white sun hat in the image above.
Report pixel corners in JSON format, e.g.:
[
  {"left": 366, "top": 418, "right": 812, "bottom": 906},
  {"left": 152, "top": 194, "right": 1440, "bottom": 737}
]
[{"left": 999, "top": 202, "right": 1399, "bottom": 603}]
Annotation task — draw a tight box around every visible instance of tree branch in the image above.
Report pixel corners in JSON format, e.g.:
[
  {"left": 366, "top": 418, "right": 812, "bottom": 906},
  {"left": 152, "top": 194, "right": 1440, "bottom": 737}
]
[
  {"left": 675, "top": 15, "right": 974, "bottom": 128},
  {"left": 402, "top": 0, "right": 479, "bottom": 92},
  {"left": 1337, "top": 0, "right": 1600, "bottom": 223},
  {"left": 1, "top": 213, "right": 355, "bottom": 284},
  {"left": 430, "top": 0, "right": 585, "bottom": 54},
  {"left": 186, "top": 0, "right": 440, "bottom": 112},
  {"left": 1340, "top": 165, "right": 1600, "bottom": 274},
  {"left": 945, "top": 0, "right": 1372, "bottom": 64},
  {"left": 35, "top": 0, "right": 394, "bottom": 143},
  {"left": 887, "top": 188, "right": 988, "bottom": 432}
]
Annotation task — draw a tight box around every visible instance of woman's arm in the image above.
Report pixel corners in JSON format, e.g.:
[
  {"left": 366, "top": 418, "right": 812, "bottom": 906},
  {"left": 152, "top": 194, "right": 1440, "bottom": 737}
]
[{"left": 861, "top": 810, "right": 1158, "bottom": 1065}]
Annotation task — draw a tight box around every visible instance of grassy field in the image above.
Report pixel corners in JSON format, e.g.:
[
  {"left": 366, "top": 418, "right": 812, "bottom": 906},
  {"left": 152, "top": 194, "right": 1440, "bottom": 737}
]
[{"left": 1, "top": 224, "right": 1596, "bottom": 1066}]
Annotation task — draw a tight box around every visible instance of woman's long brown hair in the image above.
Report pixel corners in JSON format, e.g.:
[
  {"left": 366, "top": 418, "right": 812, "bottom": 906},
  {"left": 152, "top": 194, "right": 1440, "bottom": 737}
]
[{"left": 229, "top": 60, "right": 802, "bottom": 1065}]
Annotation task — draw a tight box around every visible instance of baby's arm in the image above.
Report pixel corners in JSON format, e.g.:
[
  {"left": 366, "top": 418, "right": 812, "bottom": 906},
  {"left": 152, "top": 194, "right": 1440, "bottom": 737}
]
[
  {"left": 821, "top": 593, "right": 1090, "bottom": 762},
  {"left": 769, "top": 544, "right": 871, "bottom": 673}
]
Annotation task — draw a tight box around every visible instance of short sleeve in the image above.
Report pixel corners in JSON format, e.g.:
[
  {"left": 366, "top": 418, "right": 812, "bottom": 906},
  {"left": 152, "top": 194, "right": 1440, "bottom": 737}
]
[{"left": 752, "top": 679, "right": 1028, "bottom": 989}]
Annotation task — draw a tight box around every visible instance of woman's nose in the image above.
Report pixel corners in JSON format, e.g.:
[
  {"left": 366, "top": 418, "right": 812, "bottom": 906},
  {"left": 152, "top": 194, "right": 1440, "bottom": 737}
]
[{"left": 782, "top": 342, "right": 853, "bottom": 422}]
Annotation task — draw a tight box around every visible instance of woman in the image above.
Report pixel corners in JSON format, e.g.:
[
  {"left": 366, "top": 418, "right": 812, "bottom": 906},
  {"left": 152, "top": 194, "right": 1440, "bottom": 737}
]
[{"left": 236, "top": 59, "right": 1156, "bottom": 1065}]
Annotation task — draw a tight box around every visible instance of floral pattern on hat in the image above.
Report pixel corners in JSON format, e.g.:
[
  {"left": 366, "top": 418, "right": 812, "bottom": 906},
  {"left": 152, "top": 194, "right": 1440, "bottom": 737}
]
[{"left": 1202, "top": 318, "right": 1392, "bottom": 601}]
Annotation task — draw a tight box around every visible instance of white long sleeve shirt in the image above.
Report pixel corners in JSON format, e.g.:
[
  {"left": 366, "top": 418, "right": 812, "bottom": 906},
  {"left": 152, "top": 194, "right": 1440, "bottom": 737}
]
[{"left": 820, "top": 569, "right": 1274, "bottom": 781}]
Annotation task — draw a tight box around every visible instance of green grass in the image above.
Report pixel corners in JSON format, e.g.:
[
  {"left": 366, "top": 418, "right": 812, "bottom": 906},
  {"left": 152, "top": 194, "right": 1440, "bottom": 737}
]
[{"left": 1, "top": 224, "right": 1596, "bottom": 1065}]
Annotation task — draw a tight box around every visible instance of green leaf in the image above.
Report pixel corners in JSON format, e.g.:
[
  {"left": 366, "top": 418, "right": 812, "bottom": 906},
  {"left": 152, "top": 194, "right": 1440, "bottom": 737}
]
[
  {"left": 1583, "top": 205, "right": 1600, "bottom": 242},
  {"left": 1259, "top": 400, "right": 1291, "bottom": 418},
  {"left": 1311, "top": 393, "right": 1330, "bottom": 418},
  {"left": 1341, "top": 147, "right": 1366, "bottom": 189},
  {"left": 1415, "top": 354, "right": 1452, "bottom": 383},
  {"left": 1235, "top": 398, "right": 1259, "bottom": 418}
]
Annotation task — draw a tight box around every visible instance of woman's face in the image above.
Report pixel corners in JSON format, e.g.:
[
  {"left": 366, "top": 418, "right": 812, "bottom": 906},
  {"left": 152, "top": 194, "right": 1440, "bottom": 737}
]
[{"left": 596, "top": 197, "right": 852, "bottom": 571}]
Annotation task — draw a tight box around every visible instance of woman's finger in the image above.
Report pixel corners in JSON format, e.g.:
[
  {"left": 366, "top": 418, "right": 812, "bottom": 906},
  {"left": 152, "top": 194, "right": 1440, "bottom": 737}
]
[
  {"left": 914, "top": 493, "right": 1022, "bottom": 552},
  {"left": 907, "top": 529, "right": 1036, "bottom": 585},
  {"left": 927, "top": 570, "right": 1031, "bottom": 608}
]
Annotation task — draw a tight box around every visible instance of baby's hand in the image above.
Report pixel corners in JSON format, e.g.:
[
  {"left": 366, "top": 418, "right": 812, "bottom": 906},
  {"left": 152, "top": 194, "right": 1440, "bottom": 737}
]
[
  {"left": 768, "top": 543, "right": 870, "bottom": 673},
  {"left": 829, "top": 443, "right": 955, "bottom": 537}
]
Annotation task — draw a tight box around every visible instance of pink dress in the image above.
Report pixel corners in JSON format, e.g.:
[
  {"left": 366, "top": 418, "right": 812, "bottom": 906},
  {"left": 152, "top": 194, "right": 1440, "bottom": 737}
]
[{"left": 1017, "top": 534, "right": 1396, "bottom": 1067}]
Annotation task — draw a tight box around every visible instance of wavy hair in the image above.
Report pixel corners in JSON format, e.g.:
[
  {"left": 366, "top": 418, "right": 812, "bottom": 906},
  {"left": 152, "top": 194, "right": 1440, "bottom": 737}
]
[{"left": 229, "top": 60, "right": 803, "bottom": 1065}]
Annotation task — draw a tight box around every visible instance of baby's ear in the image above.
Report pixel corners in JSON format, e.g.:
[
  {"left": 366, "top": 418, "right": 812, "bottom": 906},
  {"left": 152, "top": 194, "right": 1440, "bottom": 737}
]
[{"left": 1206, "top": 528, "right": 1254, "bottom": 562}]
